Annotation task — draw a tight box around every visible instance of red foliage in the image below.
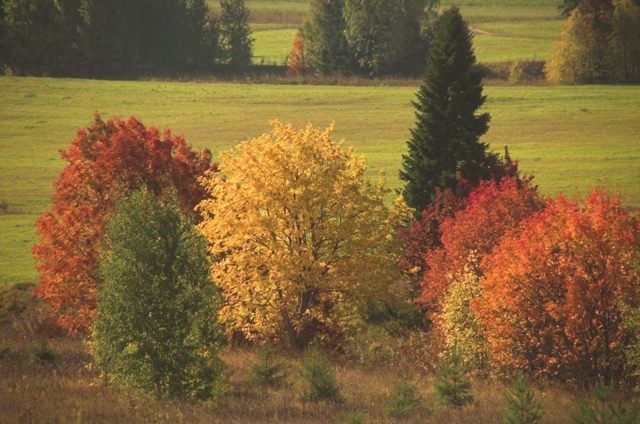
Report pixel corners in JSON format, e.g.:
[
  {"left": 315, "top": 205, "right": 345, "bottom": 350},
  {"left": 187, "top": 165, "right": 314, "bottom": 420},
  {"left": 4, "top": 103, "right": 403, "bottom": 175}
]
[
  {"left": 286, "top": 32, "right": 313, "bottom": 76},
  {"left": 32, "top": 114, "right": 216, "bottom": 333},
  {"left": 475, "top": 189, "right": 640, "bottom": 384},
  {"left": 414, "top": 176, "right": 544, "bottom": 315}
]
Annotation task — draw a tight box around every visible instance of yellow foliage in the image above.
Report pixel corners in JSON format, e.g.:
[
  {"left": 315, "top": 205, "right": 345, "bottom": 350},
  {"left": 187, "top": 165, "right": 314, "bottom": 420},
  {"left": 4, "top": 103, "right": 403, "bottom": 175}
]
[{"left": 197, "top": 121, "right": 411, "bottom": 350}]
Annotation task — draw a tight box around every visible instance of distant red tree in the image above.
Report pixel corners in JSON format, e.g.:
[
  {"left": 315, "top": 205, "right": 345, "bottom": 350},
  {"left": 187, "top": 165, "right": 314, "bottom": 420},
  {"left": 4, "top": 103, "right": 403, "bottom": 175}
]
[
  {"left": 32, "top": 114, "right": 216, "bottom": 333},
  {"left": 287, "top": 32, "right": 313, "bottom": 76},
  {"left": 475, "top": 189, "right": 640, "bottom": 384}
]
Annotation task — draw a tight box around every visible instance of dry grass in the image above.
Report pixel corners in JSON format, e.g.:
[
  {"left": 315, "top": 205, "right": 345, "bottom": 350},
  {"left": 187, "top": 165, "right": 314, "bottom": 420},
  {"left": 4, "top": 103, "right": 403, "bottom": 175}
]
[{"left": 0, "top": 285, "right": 588, "bottom": 424}]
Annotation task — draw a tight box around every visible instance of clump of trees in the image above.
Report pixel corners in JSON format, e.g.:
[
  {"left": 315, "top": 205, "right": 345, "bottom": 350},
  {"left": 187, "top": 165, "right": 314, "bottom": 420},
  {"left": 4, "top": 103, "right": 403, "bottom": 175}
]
[
  {"left": 545, "top": 0, "right": 640, "bottom": 83},
  {"left": 32, "top": 115, "right": 216, "bottom": 333},
  {"left": 301, "top": 0, "right": 439, "bottom": 76},
  {"left": 196, "top": 121, "right": 411, "bottom": 351},
  {"left": 0, "top": 0, "right": 254, "bottom": 76}
]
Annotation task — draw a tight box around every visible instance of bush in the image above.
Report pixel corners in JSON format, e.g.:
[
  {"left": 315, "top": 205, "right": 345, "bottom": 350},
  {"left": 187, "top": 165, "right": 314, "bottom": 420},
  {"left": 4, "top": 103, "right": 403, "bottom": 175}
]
[
  {"left": 249, "top": 347, "right": 287, "bottom": 387},
  {"left": 300, "top": 348, "right": 342, "bottom": 403},
  {"left": 385, "top": 380, "right": 423, "bottom": 419}
]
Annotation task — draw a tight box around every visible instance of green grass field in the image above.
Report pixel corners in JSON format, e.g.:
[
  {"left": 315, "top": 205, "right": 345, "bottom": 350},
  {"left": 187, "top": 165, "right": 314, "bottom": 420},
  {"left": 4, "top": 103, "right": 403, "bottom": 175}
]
[{"left": 1, "top": 77, "right": 640, "bottom": 284}]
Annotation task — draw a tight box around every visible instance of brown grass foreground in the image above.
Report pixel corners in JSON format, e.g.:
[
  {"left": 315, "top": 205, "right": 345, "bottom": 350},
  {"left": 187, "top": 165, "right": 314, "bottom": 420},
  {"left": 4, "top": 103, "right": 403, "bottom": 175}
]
[{"left": 0, "top": 284, "right": 583, "bottom": 423}]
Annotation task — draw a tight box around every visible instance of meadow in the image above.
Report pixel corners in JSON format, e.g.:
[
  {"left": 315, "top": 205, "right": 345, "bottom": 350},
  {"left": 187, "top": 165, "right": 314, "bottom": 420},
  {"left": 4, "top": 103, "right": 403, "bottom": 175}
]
[{"left": 1, "top": 77, "right": 639, "bottom": 284}]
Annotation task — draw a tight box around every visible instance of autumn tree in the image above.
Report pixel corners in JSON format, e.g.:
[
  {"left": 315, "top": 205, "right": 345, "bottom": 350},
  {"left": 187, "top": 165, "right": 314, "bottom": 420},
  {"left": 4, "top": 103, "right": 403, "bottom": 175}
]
[
  {"left": 32, "top": 115, "right": 215, "bottom": 333},
  {"left": 400, "top": 7, "right": 490, "bottom": 214},
  {"left": 219, "top": 0, "right": 253, "bottom": 70},
  {"left": 197, "top": 121, "right": 411, "bottom": 351},
  {"left": 90, "top": 188, "right": 225, "bottom": 399},
  {"left": 475, "top": 189, "right": 640, "bottom": 385},
  {"left": 286, "top": 32, "right": 313, "bottom": 76}
]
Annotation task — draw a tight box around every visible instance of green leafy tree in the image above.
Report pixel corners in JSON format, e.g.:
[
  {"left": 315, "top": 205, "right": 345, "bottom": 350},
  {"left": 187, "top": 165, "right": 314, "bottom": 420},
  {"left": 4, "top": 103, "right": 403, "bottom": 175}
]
[
  {"left": 434, "top": 343, "right": 474, "bottom": 407},
  {"left": 219, "top": 0, "right": 253, "bottom": 70},
  {"left": 302, "top": 0, "right": 356, "bottom": 75},
  {"left": 89, "top": 189, "right": 226, "bottom": 399},
  {"left": 342, "top": 0, "right": 437, "bottom": 76},
  {"left": 504, "top": 373, "right": 544, "bottom": 424},
  {"left": 400, "top": 7, "right": 490, "bottom": 214}
]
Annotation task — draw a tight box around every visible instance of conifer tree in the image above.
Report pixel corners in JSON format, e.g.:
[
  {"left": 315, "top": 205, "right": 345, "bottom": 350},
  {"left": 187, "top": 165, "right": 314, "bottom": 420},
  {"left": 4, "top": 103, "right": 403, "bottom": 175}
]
[
  {"left": 219, "top": 0, "right": 253, "bottom": 70},
  {"left": 504, "top": 374, "right": 544, "bottom": 424},
  {"left": 400, "top": 7, "right": 490, "bottom": 214},
  {"left": 434, "top": 343, "right": 474, "bottom": 407}
]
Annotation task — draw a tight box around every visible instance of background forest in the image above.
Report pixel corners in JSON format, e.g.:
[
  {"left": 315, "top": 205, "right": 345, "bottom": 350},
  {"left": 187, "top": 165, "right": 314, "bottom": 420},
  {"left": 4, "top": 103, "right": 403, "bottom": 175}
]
[{"left": 1, "top": 0, "right": 640, "bottom": 423}]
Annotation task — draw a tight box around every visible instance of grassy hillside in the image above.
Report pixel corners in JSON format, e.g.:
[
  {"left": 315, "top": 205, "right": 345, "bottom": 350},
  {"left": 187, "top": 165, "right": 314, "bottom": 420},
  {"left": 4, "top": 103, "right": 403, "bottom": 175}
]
[{"left": 1, "top": 77, "right": 640, "bottom": 284}]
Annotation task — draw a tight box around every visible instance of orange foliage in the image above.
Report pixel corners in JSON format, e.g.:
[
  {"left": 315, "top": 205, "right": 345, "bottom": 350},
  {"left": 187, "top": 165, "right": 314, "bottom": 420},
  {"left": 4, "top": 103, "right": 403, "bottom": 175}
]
[
  {"left": 475, "top": 189, "right": 640, "bottom": 384},
  {"left": 32, "top": 114, "right": 215, "bottom": 333},
  {"left": 415, "top": 176, "right": 543, "bottom": 316},
  {"left": 286, "top": 32, "right": 313, "bottom": 76}
]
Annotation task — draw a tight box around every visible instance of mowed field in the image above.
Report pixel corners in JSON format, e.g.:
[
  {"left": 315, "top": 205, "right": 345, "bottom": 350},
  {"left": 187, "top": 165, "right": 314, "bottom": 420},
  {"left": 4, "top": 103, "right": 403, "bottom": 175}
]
[{"left": 1, "top": 77, "right": 640, "bottom": 284}]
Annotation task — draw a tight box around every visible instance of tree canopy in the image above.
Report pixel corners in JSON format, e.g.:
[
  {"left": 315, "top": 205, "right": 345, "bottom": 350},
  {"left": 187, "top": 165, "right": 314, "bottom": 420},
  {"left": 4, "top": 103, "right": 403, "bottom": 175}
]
[{"left": 197, "top": 121, "right": 411, "bottom": 350}]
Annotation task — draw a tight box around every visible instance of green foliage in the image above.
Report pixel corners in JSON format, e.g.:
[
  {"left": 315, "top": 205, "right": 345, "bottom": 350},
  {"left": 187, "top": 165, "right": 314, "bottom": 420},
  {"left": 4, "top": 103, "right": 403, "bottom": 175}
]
[
  {"left": 503, "top": 373, "right": 544, "bottom": 424},
  {"left": 572, "top": 377, "right": 640, "bottom": 424},
  {"left": 249, "top": 347, "right": 287, "bottom": 387},
  {"left": 385, "top": 380, "right": 423, "bottom": 419},
  {"left": 302, "top": 0, "right": 356, "bottom": 75},
  {"left": 0, "top": 346, "right": 10, "bottom": 358},
  {"left": 300, "top": 348, "right": 343, "bottom": 403},
  {"left": 339, "top": 412, "right": 365, "bottom": 424},
  {"left": 219, "top": 0, "right": 254, "bottom": 70},
  {"left": 89, "top": 189, "right": 226, "bottom": 399},
  {"left": 400, "top": 6, "right": 490, "bottom": 213},
  {"left": 30, "top": 339, "right": 57, "bottom": 363},
  {"left": 434, "top": 343, "right": 474, "bottom": 407},
  {"left": 342, "top": 0, "right": 437, "bottom": 76}
]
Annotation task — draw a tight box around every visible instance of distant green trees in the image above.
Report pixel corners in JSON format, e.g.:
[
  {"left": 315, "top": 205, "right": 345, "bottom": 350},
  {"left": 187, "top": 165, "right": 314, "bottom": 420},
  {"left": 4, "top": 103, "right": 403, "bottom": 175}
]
[
  {"left": 0, "top": 0, "right": 252, "bottom": 76},
  {"left": 219, "top": 0, "right": 254, "bottom": 70},
  {"left": 90, "top": 189, "right": 226, "bottom": 399},
  {"left": 400, "top": 6, "right": 490, "bottom": 213},
  {"left": 546, "top": 0, "right": 640, "bottom": 83},
  {"left": 302, "top": 0, "right": 438, "bottom": 76}
]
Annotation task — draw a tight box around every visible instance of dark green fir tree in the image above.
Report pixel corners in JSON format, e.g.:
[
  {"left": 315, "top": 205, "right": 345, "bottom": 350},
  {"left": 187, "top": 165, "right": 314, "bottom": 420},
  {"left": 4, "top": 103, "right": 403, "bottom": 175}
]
[{"left": 400, "top": 7, "right": 490, "bottom": 214}]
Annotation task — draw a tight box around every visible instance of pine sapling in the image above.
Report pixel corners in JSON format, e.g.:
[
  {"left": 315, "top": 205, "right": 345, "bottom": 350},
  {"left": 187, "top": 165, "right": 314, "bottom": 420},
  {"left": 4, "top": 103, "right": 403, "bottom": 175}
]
[
  {"left": 504, "top": 373, "right": 544, "bottom": 424},
  {"left": 434, "top": 343, "right": 473, "bottom": 407},
  {"left": 249, "top": 347, "right": 287, "bottom": 387}
]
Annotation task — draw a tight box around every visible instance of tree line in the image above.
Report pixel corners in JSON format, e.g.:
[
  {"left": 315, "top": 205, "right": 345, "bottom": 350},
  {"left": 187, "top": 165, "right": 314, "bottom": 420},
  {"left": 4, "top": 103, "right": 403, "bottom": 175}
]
[{"left": 0, "top": 0, "right": 254, "bottom": 76}]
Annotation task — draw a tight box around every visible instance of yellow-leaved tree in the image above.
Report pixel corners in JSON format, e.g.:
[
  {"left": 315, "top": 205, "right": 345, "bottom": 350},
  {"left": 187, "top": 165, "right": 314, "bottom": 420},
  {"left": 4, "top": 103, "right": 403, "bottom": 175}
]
[{"left": 197, "top": 121, "right": 411, "bottom": 351}]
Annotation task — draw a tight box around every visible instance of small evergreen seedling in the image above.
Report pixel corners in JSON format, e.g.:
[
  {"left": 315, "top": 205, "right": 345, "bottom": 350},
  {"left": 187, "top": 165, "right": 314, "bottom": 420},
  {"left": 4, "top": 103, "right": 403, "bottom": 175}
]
[
  {"left": 300, "top": 348, "right": 342, "bottom": 403},
  {"left": 30, "top": 339, "right": 57, "bottom": 363},
  {"left": 249, "top": 347, "right": 287, "bottom": 387},
  {"left": 385, "top": 380, "right": 422, "bottom": 419},
  {"left": 504, "top": 373, "right": 544, "bottom": 424},
  {"left": 571, "top": 377, "right": 640, "bottom": 424},
  {"left": 434, "top": 343, "right": 473, "bottom": 407}
]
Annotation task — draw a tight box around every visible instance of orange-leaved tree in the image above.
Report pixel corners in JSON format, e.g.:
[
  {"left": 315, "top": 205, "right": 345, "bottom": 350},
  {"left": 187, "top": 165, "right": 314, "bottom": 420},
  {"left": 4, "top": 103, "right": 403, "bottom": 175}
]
[
  {"left": 32, "top": 114, "right": 215, "bottom": 333},
  {"left": 197, "top": 121, "right": 411, "bottom": 351},
  {"left": 286, "top": 32, "right": 313, "bottom": 76},
  {"left": 475, "top": 189, "right": 640, "bottom": 385}
]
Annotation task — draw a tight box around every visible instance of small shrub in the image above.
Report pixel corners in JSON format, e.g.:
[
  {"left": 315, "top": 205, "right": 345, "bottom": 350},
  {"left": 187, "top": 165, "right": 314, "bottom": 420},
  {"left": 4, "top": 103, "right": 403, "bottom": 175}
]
[
  {"left": 434, "top": 343, "right": 473, "bottom": 407},
  {"left": 504, "top": 373, "right": 544, "bottom": 424},
  {"left": 210, "top": 372, "right": 234, "bottom": 408},
  {"left": 385, "top": 380, "right": 422, "bottom": 419},
  {"left": 509, "top": 61, "right": 523, "bottom": 83},
  {"left": 572, "top": 377, "right": 640, "bottom": 424},
  {"left": 30, "top": 339, "right": 57, "bottom": 363},
  {"left": 0, "top": 346, "right": 10, "bottom": 359},
  {"left": 339, "top": 411, "right": 365, "bottom": 424},
  {"left": 0, "top": 198, "right": 9, "bottom": 214},
  {"left": 249, "top": 347, "right": 287, "bottom": 387},
  {"left": 300, "top": 348, "right": 342, "bottom": 403}
]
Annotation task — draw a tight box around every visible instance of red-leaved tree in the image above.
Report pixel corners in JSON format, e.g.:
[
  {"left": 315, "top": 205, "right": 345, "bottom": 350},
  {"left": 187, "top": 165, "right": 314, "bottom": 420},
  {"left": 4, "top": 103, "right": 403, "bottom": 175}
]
[
  {"left": 475, "top": 189, "right": 640, "bottom": 385},
  {"left": 32, "top": 114, "right": 216, "bottom": 333},
  {"left": 415, "top": 175, "right": 544, "bottom": 316}
]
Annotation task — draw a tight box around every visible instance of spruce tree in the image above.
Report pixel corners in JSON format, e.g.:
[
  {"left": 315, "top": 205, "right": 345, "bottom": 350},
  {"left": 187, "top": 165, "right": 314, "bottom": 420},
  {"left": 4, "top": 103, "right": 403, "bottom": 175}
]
[
  {"left": 220, "top": 0, "right": 253, "bottom": 70},
  {"left": 400, "top": 7, "right": 490, "bottom": 214}
]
